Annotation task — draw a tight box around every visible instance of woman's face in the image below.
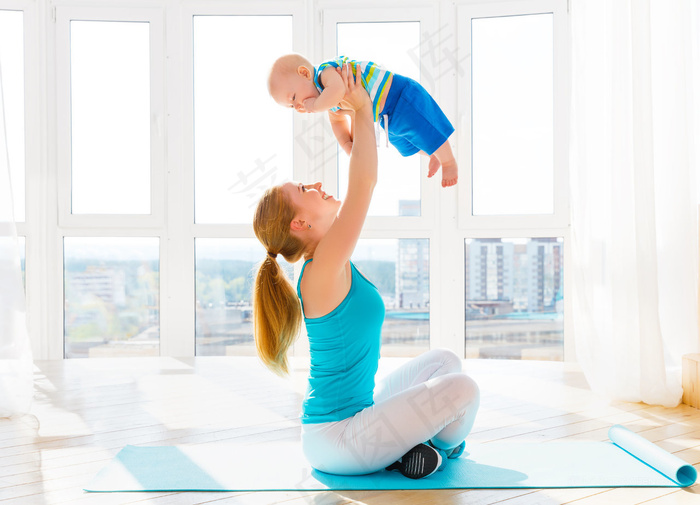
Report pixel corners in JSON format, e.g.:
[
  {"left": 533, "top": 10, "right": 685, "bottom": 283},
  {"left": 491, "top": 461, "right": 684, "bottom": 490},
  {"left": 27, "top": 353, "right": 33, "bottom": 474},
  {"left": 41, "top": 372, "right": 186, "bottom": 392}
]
[{"left": 282, "top": 181, "right": 340, "bottom": 232}]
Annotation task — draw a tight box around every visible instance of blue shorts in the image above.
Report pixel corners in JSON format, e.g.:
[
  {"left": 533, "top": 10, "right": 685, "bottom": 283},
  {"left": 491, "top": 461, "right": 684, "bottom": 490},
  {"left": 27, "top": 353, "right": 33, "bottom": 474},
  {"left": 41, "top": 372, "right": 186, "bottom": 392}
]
[{"left": 378, "top": 74, "right": 455, "bottom": 157}]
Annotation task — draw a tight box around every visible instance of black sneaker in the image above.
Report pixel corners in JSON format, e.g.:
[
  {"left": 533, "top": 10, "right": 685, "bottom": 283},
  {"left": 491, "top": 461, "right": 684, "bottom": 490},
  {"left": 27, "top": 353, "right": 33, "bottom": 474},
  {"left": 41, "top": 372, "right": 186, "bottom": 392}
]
[{"left": 386, "top": 443, "right": 443, "bottom": 479}]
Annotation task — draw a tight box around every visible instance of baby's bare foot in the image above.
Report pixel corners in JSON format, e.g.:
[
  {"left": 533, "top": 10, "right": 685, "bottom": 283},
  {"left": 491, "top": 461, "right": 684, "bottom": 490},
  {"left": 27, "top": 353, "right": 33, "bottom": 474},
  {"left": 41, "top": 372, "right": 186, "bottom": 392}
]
[
  {"left": 441, "top": 159, "right": 458, "bottom": 187},
  {"left": 427, "top": 155, "right": 441, "bottom": 179}
]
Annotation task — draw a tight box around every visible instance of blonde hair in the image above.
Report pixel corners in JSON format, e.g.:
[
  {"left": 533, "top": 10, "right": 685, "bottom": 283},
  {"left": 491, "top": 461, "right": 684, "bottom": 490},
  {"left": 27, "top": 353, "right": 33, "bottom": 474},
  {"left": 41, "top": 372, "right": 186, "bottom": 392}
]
[
  {"left": 252, "top": 185, "right": 306, "bottom": 376},
  {"left": 267, "top": 53, "right": 315, "bottom": 95}
]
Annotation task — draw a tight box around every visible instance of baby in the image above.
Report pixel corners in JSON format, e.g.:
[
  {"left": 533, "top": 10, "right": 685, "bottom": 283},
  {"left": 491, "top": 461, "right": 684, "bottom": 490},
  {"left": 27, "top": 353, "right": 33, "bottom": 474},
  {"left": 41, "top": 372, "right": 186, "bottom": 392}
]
[{"left": 268, "top": 54, "right": 458, "bottom": 187}]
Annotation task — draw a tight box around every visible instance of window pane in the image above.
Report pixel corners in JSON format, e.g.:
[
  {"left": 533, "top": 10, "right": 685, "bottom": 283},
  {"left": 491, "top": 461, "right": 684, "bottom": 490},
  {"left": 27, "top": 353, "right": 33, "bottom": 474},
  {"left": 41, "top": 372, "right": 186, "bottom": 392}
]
[
  {"left": 195, "top": 239, "right": 293, "bottom": 356},
  {"left": 471, "top": 14, "right": 554, "bottom": 215},
  {"left": 337, "top": 22, "right": 421, "bottom": 216},
  {"left": 70, "top": 21, "right": 151, "bottom": 214},
  {"left": 465, "top": 238, "right": 563, "bottom": 360},
  {"left": 0, "top": 10, "right": 25, "bottom": 221},
  {"left": 64, "top": 237, "right": 159, "bottom": 358},
  {"left": 353, "top": 238, "right": 429, "bottom": 356},
  {"left": 194, "top": 16, "right": 292, "bottom": 224}
]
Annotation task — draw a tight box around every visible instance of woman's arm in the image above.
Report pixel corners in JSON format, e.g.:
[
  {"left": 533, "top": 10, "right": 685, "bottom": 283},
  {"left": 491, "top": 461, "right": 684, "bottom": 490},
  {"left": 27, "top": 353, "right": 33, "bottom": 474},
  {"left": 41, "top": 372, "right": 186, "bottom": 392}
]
[
  {"left": 328, "top": 109, "right": 354, "bottom": 156},
  {"left": 310, "top": 64, "right": 377, "bottom": 277}
]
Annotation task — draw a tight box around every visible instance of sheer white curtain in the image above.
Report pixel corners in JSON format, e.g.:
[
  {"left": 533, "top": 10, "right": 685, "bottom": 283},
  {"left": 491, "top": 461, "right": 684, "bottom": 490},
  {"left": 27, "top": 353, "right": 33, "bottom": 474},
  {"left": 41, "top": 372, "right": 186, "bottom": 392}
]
[
  {"left": 570, "top": 0, "right": 700, "bottom": 407},
  {"left": 0, "top": 63, "right": 33, "bottom": 417}
]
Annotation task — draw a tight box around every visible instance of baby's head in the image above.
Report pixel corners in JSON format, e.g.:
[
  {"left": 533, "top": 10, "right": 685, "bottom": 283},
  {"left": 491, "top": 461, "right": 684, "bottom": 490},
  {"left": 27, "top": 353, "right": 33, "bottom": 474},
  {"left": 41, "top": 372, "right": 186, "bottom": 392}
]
[{"left": 267, "top": 53, "right": 320, "bottom": 113}]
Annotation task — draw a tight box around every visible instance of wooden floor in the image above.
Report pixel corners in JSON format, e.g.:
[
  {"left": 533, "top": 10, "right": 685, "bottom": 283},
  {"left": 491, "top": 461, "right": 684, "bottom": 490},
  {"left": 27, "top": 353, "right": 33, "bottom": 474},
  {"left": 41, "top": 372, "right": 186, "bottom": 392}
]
[{"left": 2, "top": 356, "right": 700, "bottom": 505}]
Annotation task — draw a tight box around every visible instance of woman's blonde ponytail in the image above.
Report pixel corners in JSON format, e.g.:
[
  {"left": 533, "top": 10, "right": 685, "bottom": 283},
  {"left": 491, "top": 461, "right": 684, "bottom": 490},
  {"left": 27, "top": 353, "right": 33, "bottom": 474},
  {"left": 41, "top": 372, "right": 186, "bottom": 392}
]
[{"left": 252, "top": 186, "right": 305, "bottom": 376}]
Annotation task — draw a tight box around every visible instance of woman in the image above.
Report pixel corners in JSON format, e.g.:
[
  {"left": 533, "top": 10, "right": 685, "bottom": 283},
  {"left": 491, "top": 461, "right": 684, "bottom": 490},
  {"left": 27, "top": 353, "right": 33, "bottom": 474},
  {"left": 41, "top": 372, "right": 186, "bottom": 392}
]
[{"left": 252, "top": 63, "right": 479, "bottom": 479}]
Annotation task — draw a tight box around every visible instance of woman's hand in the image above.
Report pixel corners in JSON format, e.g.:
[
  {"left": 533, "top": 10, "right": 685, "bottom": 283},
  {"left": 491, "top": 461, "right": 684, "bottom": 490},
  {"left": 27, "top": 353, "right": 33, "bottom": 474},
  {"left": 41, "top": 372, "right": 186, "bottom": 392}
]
[{"left": 337, "top": 63, "right": 371, "bottom": 114}]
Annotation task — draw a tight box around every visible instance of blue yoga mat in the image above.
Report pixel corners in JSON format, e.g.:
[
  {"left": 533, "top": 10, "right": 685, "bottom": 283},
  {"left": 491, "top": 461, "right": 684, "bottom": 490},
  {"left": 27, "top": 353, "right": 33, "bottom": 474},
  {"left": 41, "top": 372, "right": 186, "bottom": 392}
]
[{"left": 85, "top": 425, "right": 696, "bottom": 491}]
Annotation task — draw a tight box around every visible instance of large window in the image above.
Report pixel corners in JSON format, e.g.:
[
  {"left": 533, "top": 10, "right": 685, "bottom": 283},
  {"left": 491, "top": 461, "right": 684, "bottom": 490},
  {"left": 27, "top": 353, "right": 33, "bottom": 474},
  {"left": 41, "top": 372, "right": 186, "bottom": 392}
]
[
  {"left": 55, "top": 6, "right": 165, "bottom": 358},
  {"left": 190, "top": 13, "right": 294, "bottom": 356},
  {"left": 322, "top": 8, "right": 440, "bottom": 358},
  {"left": 18, "top": 0, "right": 569, "bottom": 360},
  {"left": 459, "top": 0, "right": 569, "bottom": 359}
]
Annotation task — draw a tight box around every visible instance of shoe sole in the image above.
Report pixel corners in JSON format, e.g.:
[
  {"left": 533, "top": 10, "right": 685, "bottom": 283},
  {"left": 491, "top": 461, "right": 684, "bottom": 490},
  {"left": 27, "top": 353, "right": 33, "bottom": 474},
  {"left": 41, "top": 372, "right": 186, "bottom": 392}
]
[{"left": 390, "top": 443, "right": 442, "bottom": 479}]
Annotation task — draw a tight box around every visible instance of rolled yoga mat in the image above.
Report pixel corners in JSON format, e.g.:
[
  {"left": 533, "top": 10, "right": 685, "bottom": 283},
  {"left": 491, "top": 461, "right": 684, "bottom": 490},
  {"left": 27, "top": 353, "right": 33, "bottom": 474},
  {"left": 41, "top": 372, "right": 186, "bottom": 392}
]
[{"left": 85, "top": 425, "right": 697, "bottom": 491}]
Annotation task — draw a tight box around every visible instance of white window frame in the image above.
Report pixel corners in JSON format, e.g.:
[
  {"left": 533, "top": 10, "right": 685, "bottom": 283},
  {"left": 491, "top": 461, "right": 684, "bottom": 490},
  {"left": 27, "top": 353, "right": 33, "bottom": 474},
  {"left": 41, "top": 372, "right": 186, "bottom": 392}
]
[
  {"left": 457, "top": 0, "right": 570, "bottom": 231},
  {"left": 51, "top": 3, "right": 167, "bottom": 358},
  {"left": 456, "top": 0, "right": 573, "bottom": 360},
  {"left": 55, "top": 4, "right": 166, "bottom": 228},
  {"left": 321, "top": 6, "right": 453, "bottom": 354},
  {"left": 321, "top": 5, "right": 439, "bottom": 232},
  {"left": 17, "top": 0, "right": 572, "bottom": 361},
  {"left": 175, "top": 1, "right": 305, "bottom": 357},
  {"left": 180, "top": 0, "right": 305, "bottom": 237}
]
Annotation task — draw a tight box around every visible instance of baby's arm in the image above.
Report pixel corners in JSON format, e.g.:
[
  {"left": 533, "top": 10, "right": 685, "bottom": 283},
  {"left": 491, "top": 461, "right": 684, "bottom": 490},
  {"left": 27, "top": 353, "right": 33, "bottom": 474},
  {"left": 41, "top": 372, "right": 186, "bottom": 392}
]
[
  {"left": 303, "top": 67, "right": 346, "bottom": 113},
  {"left": 328, "top": 109, "right": 354, "bottom": 156}
]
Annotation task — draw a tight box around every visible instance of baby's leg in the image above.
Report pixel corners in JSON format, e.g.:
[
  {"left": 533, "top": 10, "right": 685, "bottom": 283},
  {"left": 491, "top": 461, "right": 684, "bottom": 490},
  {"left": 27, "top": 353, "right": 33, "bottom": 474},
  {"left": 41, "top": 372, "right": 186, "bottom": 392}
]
[{"left": 424, "top": 141, "right": 458, "bottom": 188}]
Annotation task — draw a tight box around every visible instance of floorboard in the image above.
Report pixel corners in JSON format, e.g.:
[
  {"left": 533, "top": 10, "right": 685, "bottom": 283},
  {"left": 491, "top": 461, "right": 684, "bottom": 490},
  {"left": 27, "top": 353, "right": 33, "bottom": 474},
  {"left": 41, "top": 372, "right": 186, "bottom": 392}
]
[{"left": 1, "top": 356, "right": 698, "bottom": 505}]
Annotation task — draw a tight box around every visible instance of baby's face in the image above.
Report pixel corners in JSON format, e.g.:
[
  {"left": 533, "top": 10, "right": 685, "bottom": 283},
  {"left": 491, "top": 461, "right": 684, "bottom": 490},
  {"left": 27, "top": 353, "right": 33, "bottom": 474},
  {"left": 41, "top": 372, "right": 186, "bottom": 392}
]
[{"left": 270, "top": 67, "right": 319, "bottom": 113}]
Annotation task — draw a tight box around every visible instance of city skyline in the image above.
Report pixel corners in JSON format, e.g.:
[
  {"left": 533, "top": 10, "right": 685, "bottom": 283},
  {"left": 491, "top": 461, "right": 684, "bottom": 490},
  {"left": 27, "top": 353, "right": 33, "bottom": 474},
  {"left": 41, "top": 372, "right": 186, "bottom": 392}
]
[{"left": 60, "top": 234, "right": 564, "bottom": 359}]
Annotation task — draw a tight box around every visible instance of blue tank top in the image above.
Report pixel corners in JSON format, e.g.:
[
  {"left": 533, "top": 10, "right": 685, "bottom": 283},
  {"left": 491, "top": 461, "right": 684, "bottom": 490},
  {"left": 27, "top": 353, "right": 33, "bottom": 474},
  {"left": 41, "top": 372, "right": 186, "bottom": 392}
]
[{"left": 297, "top": 259, "right": 385, "bottom": 424}]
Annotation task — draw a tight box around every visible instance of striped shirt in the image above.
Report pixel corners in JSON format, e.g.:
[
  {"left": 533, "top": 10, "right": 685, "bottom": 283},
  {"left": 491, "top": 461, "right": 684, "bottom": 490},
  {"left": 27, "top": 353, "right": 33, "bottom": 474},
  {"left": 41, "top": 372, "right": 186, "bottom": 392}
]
[{"left": 314, "top": 56, "right": 393, "bottom": 122}]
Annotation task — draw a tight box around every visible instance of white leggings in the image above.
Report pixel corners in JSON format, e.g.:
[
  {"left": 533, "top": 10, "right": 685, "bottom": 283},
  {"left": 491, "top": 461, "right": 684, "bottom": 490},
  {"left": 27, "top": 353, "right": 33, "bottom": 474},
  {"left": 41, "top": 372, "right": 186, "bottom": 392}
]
[{"left": 301, "top": 349, "right": 480, "bottom": 475}]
